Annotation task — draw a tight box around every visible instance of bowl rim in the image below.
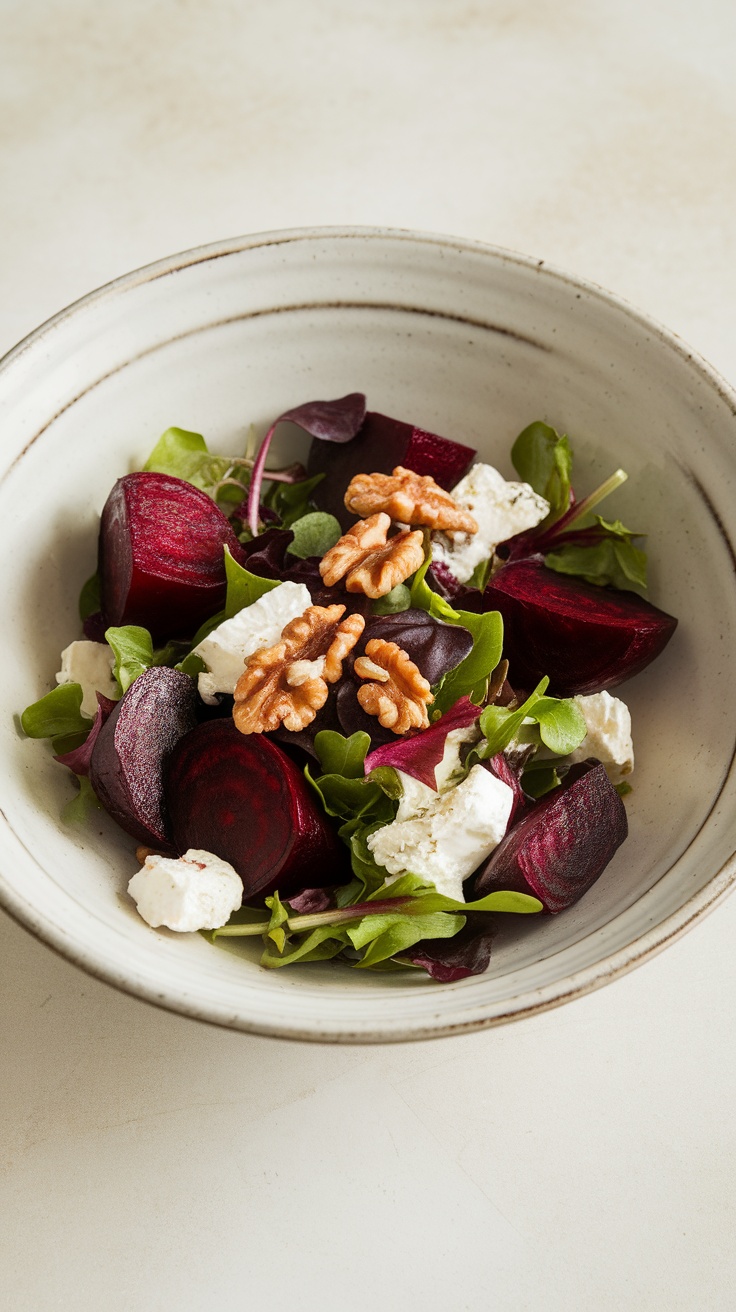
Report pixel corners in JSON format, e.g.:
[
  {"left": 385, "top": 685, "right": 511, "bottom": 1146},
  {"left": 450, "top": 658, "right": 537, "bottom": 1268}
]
[{"left": 2, "top": 222, "right": 736, "bottom": 1043}]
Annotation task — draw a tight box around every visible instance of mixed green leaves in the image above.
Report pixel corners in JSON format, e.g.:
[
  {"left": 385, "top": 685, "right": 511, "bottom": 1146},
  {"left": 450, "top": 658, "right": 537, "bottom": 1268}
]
[
  {"left": 286, "top": 512, "right": 342, "bottom": 560},
  {"left": 143, "top": 427, "right": 252, "bottom": 505},
  {"left": 475, "top": 677, "right": 587, "bottom": 759},
  {"left": 21, "top": 683, "right": 90, "bottom": 738},
  {"left": 511, "top": 421, "right": 573, "bottom": 519},
  {"left": 410, "top": 552, "right": 504, "bottom": 712},
  {"left": 545, "top": 516, "right": 647, "bottom": 592}
]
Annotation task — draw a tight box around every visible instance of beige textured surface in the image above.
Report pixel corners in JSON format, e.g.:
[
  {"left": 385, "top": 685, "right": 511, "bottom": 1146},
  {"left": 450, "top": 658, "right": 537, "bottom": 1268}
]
[{"left": 2, "top": 2, "right": 736, "bottom": 1307}]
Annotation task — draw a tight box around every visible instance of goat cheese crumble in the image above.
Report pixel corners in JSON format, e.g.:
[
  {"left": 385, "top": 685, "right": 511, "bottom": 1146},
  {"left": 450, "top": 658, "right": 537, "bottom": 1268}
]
[
  {"left": 128, "top": 849, "right": 243, "bottom": 932},
  {"left": 194, "top": 580, "right": 312, "bottom": 704},
  {"left": 55, "top": 640, "right": 118, "bottom": 717},
  {"left": 568, "top": 691, "right": 634, "bottom": 784},
  {"left": 368, "top": 765, "right": 514, "bottom": 901},
  {"left": 432, "top": 462, "right": 549, "bottom": 583}
]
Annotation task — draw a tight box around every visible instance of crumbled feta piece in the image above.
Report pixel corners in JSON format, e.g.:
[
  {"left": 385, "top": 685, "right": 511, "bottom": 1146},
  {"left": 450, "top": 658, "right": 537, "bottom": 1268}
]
[
  {"left": 195, "top": 581, "right": 311, "bottom": 704},
  {"left": 55, "top": 640, "right": 117, "bottom": 717},
  {"left": 433, "top": 462, "right": 549, "bottom": 584},
  {"left": 128, "top": 848, "right": 243, "bottom": 932},
  {"left": 568, "top": 691, "right": 634, "bottom": 784},
  {"left": 395, "top": 725, "right": 480, "bottom": 821},
  {"left": 368, "top": 764, "right": 514, "bottom": 901}
]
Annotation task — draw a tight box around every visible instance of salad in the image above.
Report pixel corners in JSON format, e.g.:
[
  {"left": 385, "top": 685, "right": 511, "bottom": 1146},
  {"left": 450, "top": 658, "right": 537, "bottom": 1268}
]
[{"left": 20, "top": 395, "right": 677, "bottom": 981}]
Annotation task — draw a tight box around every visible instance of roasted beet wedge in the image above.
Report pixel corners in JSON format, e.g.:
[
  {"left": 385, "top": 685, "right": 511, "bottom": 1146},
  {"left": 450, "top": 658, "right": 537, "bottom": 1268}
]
[
  {"left": 165, "top": 720, "right": 347, "bottom": 900},
  {"left": 89, "top": 666, "right": 197, "bottom": 850},
  {"left": 307, "top": 411, "right": 476, "bottom": 527},
  {"left": 99, "top": 472, "right": 244, "bottom": 641},
  {"left": 473, "top": 760, "right": 628, "bottom": 912},
  {"left": 485, "top": 560, "right": 677, "bottom": 695}
]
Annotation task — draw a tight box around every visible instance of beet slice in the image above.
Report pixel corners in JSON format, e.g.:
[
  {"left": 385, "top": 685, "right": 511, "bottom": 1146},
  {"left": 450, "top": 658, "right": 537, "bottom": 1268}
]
[
  {"left": 472, "top": 760, "right": 628, "bottom": 912},
  {"left": 99, "top": 472, "right": 244, "bottom": 641},
  {"left": 89, "top": 666, "right": 197, "bottom": 850},
  {"left": 165, "top": 720, "right": 347, "bottom": 900},
  {"left": 484, "top": 560, "right": 677, "bottom": 695},
  {"left": 307, "top": 411, "right": 477, "bottom": 528}
]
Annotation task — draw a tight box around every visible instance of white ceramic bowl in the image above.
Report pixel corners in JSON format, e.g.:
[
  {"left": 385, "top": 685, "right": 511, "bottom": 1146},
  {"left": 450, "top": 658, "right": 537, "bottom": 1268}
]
[{"left": 1, "top": 227, "right": 735, "bottom": 1042}]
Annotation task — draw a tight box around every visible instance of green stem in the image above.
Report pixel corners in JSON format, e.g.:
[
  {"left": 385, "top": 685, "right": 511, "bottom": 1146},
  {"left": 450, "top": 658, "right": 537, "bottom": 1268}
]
[
  {"left": 214, "top": 897, "right": 412, "bottom": 938},
  {"left": 561, "top": 468, "right": 628, "bottom": 532}
]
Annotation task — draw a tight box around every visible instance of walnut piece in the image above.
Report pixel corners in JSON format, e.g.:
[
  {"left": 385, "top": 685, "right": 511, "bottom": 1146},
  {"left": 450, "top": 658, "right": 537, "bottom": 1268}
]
[
  {"left": 344, "top": 466, "right": 479, "bottom": 534},
  {"left": 320, "top": 512, "right": 425, "bottom": 598},
  {"left": 355, "top": 638, "right": 434, "bottom": 734},
  {"left": 233, "top": 605, "right": 365, "bottom": 734}
]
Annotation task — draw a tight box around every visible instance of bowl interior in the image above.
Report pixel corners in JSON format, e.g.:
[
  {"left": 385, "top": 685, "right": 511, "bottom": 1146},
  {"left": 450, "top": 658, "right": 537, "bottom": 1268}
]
[{"left": 1, "top": 229, "right": 735, "bottom": 1040}]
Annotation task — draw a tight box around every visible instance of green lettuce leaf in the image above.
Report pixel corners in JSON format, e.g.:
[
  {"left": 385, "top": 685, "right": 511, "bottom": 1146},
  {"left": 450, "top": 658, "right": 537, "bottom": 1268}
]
[
  {"left": 61, "top": 775, "right": 103, "bottom": 824},
  {"left": 410, "top": 554, "right": 504, "bottom": 714},
  {"left": 545, "top": 516, "right": 648, "bottom": 592},
  {"left": 143, "top": 427, "right": 250, "bottom": 504},
  {"left": 224, "top": 545, "right": 280, "bottom": 617},
  {"left": 269, "top": 473, "right": 325, "bottom": 528},
  {"left": 21, "top": 683, "right": 90, "bottom": 738},
  {"left": 477, "top": 678, "right": 586, "bottom": 759},
  {"left": 286, "top": 512, "right": 342, "bottom": 559},
  {"left": 313, "top": 730, "right": 371, "bottom": 779},
  {"left": 511, "top": 420, "right": 572, "bottom": 516},
  {"left": 105, "top": 625, "right": 154, "bottom": 693},
  {"left": 371, "top": 583, "right": 412, "bottom": 615}
]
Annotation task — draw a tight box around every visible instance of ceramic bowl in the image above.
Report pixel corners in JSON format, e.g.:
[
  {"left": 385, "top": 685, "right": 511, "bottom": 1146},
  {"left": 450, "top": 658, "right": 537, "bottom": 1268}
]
[{"left": 1, "top": 227, "right": 735, "bottom": 1042}]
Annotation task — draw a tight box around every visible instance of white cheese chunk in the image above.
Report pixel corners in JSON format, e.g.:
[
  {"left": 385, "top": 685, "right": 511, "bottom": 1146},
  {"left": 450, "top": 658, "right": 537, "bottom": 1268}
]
[
  {"left": 433, "top": 462, "right": 549, "bottom": 584},
  {"left": 368, "top": 764, "right": 514, "bottom": 902},
  {"left": 55, "top": 640, "right": 118, "bottom": 717},
  {"left": 128, "top": 848, "right": 243, "bottom": 932},
  {"left": 194, "top": 580, "right": 312, "bottom": 704},
  {"left": 568, "top": 691, "right": 634, "bottom": 784},
  {"left": 395, "top": 725, "right": 480, "bottom": 821}
]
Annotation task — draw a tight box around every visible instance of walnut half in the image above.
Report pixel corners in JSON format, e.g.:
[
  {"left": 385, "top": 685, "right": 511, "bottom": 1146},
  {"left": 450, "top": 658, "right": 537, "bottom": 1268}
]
[
  {"left": 355, "top": 638, "right": 433, "bottom": 734},
  {"left": 344, "top": 466, "right": 478, "bottom": 534},
  {"left": 319, "top": 513, "right": 425, "bottom": 598},
  {"left": 233, "top": 605, "right": 365, "bottom": 734}
]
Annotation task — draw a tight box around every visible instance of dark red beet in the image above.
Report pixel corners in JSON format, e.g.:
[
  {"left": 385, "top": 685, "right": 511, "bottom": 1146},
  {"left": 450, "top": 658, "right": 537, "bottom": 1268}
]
[
  {"left": 89, "top": 667, "right": 197, "bottom": 850},
  {"left": 485, "top": 560, "right": 677, "bottom": 695},
  {"left": 99, "top": 472, "right": 244, "bottom": 641},
  {"left": 165, "top": 720, "right": 347, "bottom": 900},
  {"left": 307, "top": 411, "right": 476, "bottom": 527},
  {"left": 472, "top": 760, "right": 628, "bottom": 912}
]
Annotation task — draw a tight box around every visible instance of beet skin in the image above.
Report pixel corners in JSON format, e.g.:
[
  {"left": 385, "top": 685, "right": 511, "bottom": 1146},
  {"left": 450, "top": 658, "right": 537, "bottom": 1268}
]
[
  {"left": 89, "top": 666, "right": 197, "bottom": 850},
  {"left": 472, "top": 760, "right": 628, "bottom": 912},
  {"left": 165, "top": 720, "right": 347, "bottom": 900}
]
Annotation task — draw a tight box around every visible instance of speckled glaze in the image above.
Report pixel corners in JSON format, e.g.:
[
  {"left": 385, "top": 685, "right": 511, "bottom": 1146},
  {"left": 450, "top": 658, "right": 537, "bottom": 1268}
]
[{"left": 1, "top": 227, "right": 735, "bottom": 1043}]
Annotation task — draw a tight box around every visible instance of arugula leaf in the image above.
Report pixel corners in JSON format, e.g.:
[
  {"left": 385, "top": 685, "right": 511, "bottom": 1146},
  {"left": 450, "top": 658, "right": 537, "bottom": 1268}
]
[
  {"left": 313, "top": 730, "right": 371, "bottom": 779},
  {"left": 224, "top": 545, "right": 280, "bottom": 617},
  {"left": 78, "top": 573, "right": 101, "bottom": 621},
  {"left": 511, "top": 421, "right": 572, "bottom": 516},
  {"left": 371, "top": 583, "right": 412, "bottom": 615},
  {"left": 286, "top": 512, "right": 342, "bottom": 559},
  {"left": 270, "top": 473, "right": 325, "bottom": 528},
  {"left": 21, "top": 683, "right": 90, "bottom": 738},
  {"left": 410, "top": 554, "right": 504, "bottom": 714},
  {"left": 545, "top": 516, "right": 647, "bottom": 592},
  {"left": 105, "top": 625, "right": 154, "bottom": 693}
]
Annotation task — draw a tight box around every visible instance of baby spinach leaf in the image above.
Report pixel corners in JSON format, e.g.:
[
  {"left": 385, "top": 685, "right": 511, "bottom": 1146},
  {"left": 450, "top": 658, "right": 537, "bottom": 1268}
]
[
  {"left": 224, "top": 545, "right": 280, "bottom": 617},
  {"left": 410, "top": 554, "right": 503, "bottom": 714},
  {"left": 313, "top": 730, "right": 371, "bottom": 779},
  {"left": 511, "top": 420, "right": 572, "bottom": 516},
  {"left": 533, "top": 695, "right": 587, "bottom": 755},
  {"left": 286, "top": 512, "right": 342, "bottom": 559},
  {"left": 105, "top": 625, "right": 154, "bottom": 693},
  {"left": 21, "top": 683, "right": 89, "bottom": 738}
]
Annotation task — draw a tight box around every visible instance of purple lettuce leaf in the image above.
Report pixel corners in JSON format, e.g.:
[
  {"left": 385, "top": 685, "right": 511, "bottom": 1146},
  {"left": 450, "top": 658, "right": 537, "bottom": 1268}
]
[
  {"left": 399, "top": 916, "right": 496, "bottom": 981},
  {"left": 246, "top": 394, "right": 367, "bottom": 535},
  {"left": 239, "top": 527, "right": 294, "bottom": 578},
  {"left": 364, "top": 696, "right": 480, "bottom": 788},
  {"left": 286, "top": 887, "right": 335, "bottom": 913},
  {"left": 82, "top": 612, "right": 108, "bottom": 642},
  {"left": 53, "top": 693, "right": 117, "bottom": 776}
]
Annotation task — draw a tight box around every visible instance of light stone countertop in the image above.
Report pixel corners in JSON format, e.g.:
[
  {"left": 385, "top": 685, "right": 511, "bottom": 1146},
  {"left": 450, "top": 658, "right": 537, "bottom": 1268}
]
[{"left": 2, "top": 3, "right": 736, "bottom": 1308}]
